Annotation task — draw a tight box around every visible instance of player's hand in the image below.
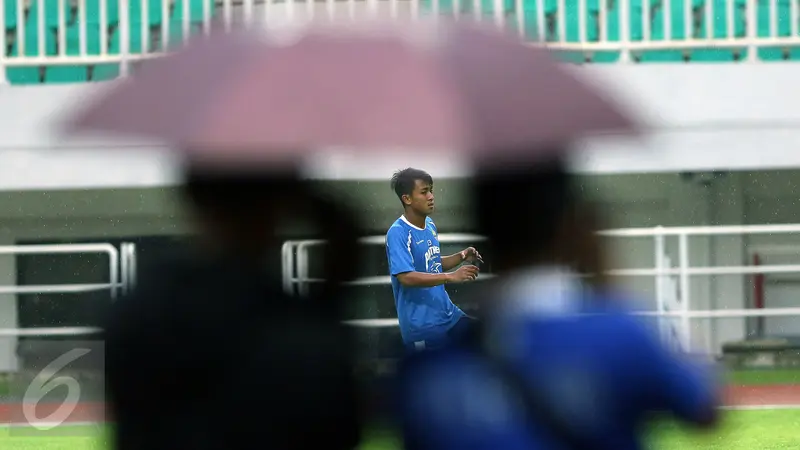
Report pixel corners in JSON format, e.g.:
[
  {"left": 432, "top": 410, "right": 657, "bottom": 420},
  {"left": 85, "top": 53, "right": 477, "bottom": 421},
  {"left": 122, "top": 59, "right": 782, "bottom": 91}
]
[
  {"left": 449, "top": 264, "right": 479, "bottom": 283},
  {"left": 461, "top": 247, "right": 483, "bottom": 264}
]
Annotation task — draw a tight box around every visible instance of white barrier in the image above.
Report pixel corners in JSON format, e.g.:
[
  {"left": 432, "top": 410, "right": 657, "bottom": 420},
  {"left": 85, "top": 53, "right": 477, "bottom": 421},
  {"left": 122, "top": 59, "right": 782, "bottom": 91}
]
[
  {"left": 283, "top": 224, "right": 800, "bottom": 353},
  {"left": 9, "top": 224, "right": 800, "bottom": 346},
  {"left": 0, "top": 0, "right": 798, "bottom": 82},
  {"left": 0, "top": 242, "right": 137, "bottom": 337}
]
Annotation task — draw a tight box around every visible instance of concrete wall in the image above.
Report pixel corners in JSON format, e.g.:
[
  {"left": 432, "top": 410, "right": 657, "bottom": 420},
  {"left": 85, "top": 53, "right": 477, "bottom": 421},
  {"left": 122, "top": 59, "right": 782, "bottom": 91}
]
[{"left": 3, "top": 55, "right": 800, "bottom": 189}]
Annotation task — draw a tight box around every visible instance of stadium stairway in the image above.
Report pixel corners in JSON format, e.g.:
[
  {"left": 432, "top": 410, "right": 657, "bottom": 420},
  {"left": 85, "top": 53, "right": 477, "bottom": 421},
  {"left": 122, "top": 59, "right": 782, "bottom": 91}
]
[{"left": 4, "top": 0, "right": 800, "bottom": 85}]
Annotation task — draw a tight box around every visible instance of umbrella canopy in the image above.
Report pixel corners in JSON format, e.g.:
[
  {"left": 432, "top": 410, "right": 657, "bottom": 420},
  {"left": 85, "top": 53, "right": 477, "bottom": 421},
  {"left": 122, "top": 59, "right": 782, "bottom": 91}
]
[{"left": 63, "top": 20, "right": 638, "bottom": 167}]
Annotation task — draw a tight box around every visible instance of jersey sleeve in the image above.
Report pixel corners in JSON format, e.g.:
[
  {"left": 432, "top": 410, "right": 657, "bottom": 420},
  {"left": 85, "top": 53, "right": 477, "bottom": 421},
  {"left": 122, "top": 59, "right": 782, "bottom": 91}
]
[
  {"left": 629, "top": 320, "right": 720, "bottom": 425},
  {"left": 387, "top": 227, "right": 415, "bottom": 276}
]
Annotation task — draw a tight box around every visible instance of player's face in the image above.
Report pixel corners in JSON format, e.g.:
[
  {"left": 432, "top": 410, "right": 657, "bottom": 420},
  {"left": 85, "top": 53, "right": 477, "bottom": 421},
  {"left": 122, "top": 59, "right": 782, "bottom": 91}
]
[{"left": 408, "top": 180, "right": 435, "bottom": 215}]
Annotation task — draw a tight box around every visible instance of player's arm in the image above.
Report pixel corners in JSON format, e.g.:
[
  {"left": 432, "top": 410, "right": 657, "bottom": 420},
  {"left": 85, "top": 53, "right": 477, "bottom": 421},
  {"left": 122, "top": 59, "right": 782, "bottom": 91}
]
[
  {"left": 397, "top": 271, "right": 460, "bottom": 287},
  {"left": 443, "top": 247, "right": 482, "bottom": 272},
  {"left": 387, "top": 230, "right": 475, "bottom": 287},
  {"left": 441, "top": 252, "right": 465, "bottom": 272}
]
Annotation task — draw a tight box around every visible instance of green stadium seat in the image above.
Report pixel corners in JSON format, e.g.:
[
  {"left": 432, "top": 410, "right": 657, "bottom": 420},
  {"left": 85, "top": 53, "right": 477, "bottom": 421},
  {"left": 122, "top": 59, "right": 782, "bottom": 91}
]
[
  {"left": 130, "top": 0, "right": 167, "bottom": 25},
  {"left": 129, "top": 0, "right": 167, "bottom": 54},
  {"left": 171, "top": 0, "right": 215, "bottom": 23},
  {"left": 10, "top": 0, "right": 800, "bottom": 84},
  {"left": 45, "top": 25, "right": 90, "bottom": 83},
  {"left": 32, "top": 10, "right": 122, "bottom": 84},
  {"left": 26, "top": 0, "right": 73, "bottom": 28},
  {"left": 690, "top": 0, "right": 748, "bottom": 61},
  {"left": 80, "top": 0, "right": 121, "bottom": 81},
  {"left": 44, "top": 22, "right": 122, "bottom": 84},
  {"left": 14, "top": 1, "right": 84, "bottom": 84},
  {"left": 635, "top": 0, "right": 698, "bottom": 62},
  {"left": 591, "top": 0, "right": 643, "bottom": 63},
  {"left": 419, "top": 0, "right": 513, "bottom": 19},
  {"left": 584, "top": 0, "right": 624, "bottom": 62},
  {"left": 419, "top": 0, "right": 759, "bottom": 64},
  {"left": 4, "top": 0, "right": 19, "bottom": 29},
  {"left": 6, "top": 19, "right": 45, "bottom": 85},
  {"left": 552, "top": 0, "right": 621, "bottom": 63},
  {"left": 90, "top": 27, "right": 122, "bottom": 81},
  {"left": 85, "top": 0, "right": 121, "bottom": 28},
  {"left": 424, "top": 0, "right": 551, "bottom": 38},
  {"left": 165, "top": 0, "right": 215, "bottom": 49},
  {"left": 623, "top": 0, "right": 656, "bottom": 61},
  {"left": 757, "top": 0, "right": 800, "bottom": 61},
  {"left": 4, "top": 0, "right": 20, "bottom": 68}
]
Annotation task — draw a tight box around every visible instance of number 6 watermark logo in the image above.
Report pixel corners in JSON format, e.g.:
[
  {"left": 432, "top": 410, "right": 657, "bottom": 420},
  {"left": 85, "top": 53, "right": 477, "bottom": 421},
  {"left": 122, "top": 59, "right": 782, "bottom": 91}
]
[{"left": 22, "top": 348, "right": 91, "bottom": 430}]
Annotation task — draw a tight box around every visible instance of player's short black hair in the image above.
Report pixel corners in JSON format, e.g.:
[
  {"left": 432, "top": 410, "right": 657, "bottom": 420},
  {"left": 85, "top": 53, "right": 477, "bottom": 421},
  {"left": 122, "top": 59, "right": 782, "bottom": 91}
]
[
  {"left": 391, "top": 168, "right": 433, "bottom": 203},
  {"left": 474, "top": 157, "right": 574, "bottom": 262}
]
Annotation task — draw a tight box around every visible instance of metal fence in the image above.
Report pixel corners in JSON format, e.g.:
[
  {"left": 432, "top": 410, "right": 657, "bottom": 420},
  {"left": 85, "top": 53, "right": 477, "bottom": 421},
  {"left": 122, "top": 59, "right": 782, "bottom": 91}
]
[{"left": 283, "top": 224, "right": 800, "bottom": 354}]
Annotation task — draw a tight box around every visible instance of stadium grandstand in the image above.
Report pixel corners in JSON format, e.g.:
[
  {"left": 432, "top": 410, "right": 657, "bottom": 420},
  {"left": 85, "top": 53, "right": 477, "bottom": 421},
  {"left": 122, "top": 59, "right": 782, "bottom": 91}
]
[
  {"left": 3, "top": 0, "right": 800, "bottom": 86},
  {"left": 3, "top": 0, "right": 800, "bottom": 448}
]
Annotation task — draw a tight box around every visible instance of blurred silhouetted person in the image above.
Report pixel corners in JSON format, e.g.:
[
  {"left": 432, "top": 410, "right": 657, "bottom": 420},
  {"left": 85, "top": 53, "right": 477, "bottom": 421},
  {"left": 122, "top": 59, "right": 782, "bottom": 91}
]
[
  {"left": 103, "top": 166, "right": 362, "bottom": 450},
  {"left": 395, "top": 156, "right": 720, "bottom": 450}
]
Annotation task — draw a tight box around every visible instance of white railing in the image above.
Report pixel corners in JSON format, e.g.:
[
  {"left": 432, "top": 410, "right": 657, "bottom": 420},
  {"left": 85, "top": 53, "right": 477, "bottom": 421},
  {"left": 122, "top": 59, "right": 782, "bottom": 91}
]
[
  {"left": 0, "top": 241, "right": 137, "bottom": 337},
  {"left": 283, "top": 224, "right": 800, "bottom": 353},
  {"left": 4, "top": 225, "right": 800, "bottom": 351},
  {"left": 1, "top": 0, "right": 799, "bottom": 84}
]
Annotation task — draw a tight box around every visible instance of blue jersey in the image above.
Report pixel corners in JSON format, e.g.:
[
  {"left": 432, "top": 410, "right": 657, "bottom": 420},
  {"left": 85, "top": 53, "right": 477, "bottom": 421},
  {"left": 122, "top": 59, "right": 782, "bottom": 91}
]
[
  {"left": 386, "top": 215, "right": 464, "bottom": 347},
  {"left": 395, "top": 269, "right": 719, "bottom": 450}
]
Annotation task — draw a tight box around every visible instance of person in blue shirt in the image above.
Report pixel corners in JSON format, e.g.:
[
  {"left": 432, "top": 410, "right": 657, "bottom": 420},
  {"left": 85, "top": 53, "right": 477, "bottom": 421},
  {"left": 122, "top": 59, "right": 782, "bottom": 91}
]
[
  {"left": 386, "top": 167, "right": 484, "bottom": 352},
  {"left": 395, "top": 158, "right": 720, "bottom": 450}
]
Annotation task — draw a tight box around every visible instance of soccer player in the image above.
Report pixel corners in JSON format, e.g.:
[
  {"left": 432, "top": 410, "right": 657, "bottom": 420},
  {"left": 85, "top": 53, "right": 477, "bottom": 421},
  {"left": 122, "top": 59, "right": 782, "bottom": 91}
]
[
  {"left": 386, "top": 167, "right": 483, "bottom": 352},
  {"left": 396, "top": 158, "right": 720, "bottom": 450}
]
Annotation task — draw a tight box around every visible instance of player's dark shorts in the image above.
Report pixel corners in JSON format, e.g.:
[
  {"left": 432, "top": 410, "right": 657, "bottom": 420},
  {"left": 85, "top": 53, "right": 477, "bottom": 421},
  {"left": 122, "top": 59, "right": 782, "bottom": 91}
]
[{"left": 404, "top": 315, "right": 478, "bottom": 353}]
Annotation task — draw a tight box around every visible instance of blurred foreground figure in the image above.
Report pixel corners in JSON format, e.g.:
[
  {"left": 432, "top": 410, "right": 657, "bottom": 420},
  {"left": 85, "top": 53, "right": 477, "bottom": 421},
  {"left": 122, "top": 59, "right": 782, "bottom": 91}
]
[
  {"left": 396, "top": 157, "right": 720, "bottom": 450},
  {"left": 103, "top": 167, "right": 362, "bottom": 450}
]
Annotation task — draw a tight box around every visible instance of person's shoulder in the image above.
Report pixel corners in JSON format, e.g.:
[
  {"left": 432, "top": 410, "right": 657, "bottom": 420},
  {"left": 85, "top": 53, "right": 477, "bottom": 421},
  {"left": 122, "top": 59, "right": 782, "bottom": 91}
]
[
  {"left": 387, "top": 217, "right": 409, "bottom": 236},
  {"left": 583, "top": 288, "right": 651, "bottom": 315},
  {"left": 583, "top": 292, "right": 664, "bottom": 345}
]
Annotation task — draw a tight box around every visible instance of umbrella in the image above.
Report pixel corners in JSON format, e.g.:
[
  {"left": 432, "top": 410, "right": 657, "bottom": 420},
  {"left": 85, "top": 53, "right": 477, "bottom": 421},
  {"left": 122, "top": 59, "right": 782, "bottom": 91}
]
[{"left": 63, "top": 20, "right": 638, "bottom": 167}]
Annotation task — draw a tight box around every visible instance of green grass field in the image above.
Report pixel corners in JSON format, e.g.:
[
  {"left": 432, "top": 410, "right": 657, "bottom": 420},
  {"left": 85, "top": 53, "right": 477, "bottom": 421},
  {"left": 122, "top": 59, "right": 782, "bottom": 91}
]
[
  {"left": 2, "top": 411, "right": 800, "bottom": 450},
  {"left": 726, "top": 368, "right": 800, "bottom": 385},
  {"left": 360, "top": 410, "right": 800, "bottom": 449},
  {"left": 1, "top": 369, "right": 799, "bottom": 450}
]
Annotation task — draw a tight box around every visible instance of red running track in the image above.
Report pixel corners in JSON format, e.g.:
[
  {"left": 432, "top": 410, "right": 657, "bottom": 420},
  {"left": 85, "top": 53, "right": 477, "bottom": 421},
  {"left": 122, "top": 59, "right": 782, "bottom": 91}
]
[
  {"left": 724, "top": 385, "right": 800, "bottom": 406},
  {"left": 0, "top": 402, "right": 106, "bottom": 424}
]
